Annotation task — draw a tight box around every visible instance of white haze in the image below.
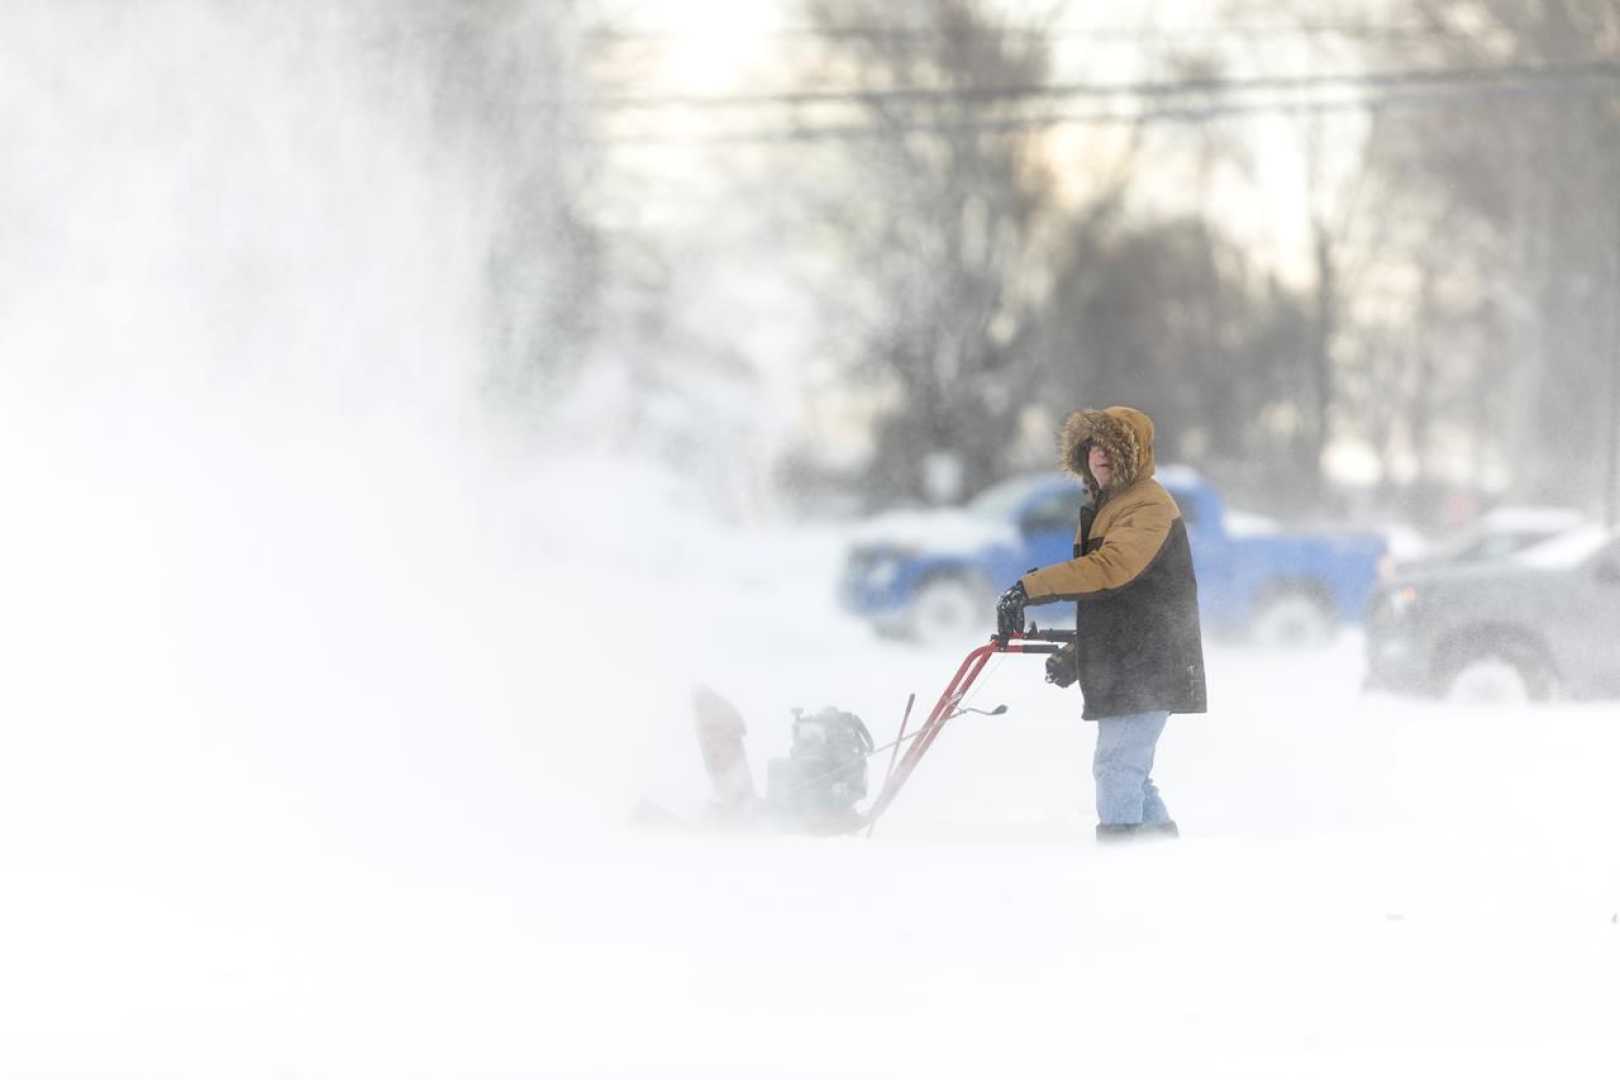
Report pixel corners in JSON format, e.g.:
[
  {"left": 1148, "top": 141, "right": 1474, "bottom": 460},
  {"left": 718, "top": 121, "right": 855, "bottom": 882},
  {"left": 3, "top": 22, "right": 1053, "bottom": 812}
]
[
  {"left": 4, "top": 4, "right": 1620, "bottom": 1078},
  {"left": 2, "top": 0, "right": 642, "bottom": 841},
  {"left": 0, "top": 6, "right": 669, "bottom": 1064}
]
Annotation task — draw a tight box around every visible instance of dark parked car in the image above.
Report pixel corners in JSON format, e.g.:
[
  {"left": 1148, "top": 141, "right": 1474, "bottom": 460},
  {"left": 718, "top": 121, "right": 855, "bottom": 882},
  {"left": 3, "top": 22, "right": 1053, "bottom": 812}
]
[
  {"left": 1365, "top": 525, "right": 1620, "bottom": 702},
  {"left": 1393, "top": 505, "right": 1585, "bottom": 574}
]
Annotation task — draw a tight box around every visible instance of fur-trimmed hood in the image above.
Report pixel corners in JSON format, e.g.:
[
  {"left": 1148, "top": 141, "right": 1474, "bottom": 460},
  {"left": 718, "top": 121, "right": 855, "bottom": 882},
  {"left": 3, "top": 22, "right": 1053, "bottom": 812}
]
[{"left": 1059, "top": 405, "right": 1157, "bottom": 498}]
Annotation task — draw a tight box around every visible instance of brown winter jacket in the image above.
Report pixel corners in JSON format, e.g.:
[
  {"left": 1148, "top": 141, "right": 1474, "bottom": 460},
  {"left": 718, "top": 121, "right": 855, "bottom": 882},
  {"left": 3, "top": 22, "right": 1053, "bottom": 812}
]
[{"left": 1019, "top": 406, "right": 1208, "bottom": 719}]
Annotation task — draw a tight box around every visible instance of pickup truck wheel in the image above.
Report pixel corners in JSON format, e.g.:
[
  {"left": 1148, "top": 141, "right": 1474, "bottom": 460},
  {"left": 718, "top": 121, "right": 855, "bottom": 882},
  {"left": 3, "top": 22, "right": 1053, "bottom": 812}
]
[
  {"left": 905, "top": 574, "right": 990, "bottom": 647},
  {"left": 1249, "top": 591, "right": 1337, "bottom": 649}
]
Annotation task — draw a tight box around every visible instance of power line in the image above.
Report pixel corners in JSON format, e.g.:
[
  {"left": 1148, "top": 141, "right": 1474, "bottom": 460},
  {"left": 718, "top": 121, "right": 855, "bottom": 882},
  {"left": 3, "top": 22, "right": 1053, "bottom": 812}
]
[
  {"left": 596, "top": 70, "right": 1620, "bottom": 144},
  {"left": 584, "top": 22, "right": 1519, "bottom": 44},
  {"left": 591, "top": 59, "right": 1620, "bottom": 111}
]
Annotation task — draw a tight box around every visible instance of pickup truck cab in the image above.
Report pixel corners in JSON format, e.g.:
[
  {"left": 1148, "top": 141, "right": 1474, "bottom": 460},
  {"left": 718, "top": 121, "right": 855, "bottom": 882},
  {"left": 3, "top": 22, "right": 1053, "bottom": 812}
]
[{"left": 839, "top": 468, "right": 1387, "bottom": 647}]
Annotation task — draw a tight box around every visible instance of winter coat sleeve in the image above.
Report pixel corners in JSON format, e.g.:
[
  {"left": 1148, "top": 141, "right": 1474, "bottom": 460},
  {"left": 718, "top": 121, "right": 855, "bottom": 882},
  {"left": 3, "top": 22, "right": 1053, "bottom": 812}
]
[{"left": 1018, "top": 492, "right": 1176, "bottom": 601}]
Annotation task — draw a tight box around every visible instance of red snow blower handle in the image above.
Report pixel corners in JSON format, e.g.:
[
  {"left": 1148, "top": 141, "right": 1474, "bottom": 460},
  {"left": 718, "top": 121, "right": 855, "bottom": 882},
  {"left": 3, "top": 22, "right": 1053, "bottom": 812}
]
[{"left": 862, "top": 627, "right": 1074, "bottom": 835}]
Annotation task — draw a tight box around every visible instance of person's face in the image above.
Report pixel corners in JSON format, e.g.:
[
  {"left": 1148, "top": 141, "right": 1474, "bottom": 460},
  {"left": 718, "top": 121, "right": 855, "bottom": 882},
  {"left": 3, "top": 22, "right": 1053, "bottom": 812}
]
[{"left": 1088, "top": 443, "right": 1113, "bottom": 488}]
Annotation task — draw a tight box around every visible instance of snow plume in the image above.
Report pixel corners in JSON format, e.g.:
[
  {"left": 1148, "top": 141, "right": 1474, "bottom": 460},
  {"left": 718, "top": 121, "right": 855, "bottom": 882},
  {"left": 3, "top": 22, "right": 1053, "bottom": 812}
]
[{"left": 0, "top": 0, "right": 677, "bottom": 912}]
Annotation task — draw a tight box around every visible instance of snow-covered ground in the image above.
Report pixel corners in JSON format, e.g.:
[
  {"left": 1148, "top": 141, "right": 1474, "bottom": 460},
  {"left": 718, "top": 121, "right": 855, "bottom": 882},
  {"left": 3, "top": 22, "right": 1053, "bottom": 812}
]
[{"left": 4, "top": 468, "right": 1617, "bottom": 1079}]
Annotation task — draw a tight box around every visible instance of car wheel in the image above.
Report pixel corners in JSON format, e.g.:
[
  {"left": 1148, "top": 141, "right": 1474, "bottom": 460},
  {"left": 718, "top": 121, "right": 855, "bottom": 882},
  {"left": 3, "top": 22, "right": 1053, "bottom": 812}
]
[
  {"left": 1441, "top": 646, "right": 1554, "bottom": 705},
  {"left": 905, "top": 574, "right": 991, "bottom": 647},
  {"left": 1249, "top": 590, "right": 1337, "bottom": 649}
]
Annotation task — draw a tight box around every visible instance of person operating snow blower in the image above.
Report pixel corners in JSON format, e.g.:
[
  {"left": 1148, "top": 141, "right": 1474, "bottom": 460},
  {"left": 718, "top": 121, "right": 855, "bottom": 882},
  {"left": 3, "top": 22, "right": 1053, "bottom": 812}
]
[{"left": 995, "top": 406, "right": 1207, "bottom": 843}]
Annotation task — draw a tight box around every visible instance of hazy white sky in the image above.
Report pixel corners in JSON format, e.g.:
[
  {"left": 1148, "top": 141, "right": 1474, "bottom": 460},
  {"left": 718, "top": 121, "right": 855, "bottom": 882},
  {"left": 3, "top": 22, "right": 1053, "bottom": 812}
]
[{"left": 598, "top": 0, "right": 1373, "bottom": 283}]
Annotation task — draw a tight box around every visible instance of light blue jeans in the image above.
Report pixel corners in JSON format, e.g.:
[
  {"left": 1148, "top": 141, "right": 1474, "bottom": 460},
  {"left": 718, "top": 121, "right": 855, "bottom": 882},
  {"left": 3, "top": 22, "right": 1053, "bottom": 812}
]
[{"left": 1093, "top": 710, "right": 1172, "bottom": 826}]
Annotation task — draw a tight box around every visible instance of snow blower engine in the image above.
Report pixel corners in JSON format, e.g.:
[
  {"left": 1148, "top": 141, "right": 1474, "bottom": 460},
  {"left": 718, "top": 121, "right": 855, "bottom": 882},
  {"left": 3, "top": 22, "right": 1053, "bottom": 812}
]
[
  {"left": 764, "top": 707, "right": 874, "bottom": 832},
  {"left": 692, "top": 687, "right": 875, "bottom": 833}
]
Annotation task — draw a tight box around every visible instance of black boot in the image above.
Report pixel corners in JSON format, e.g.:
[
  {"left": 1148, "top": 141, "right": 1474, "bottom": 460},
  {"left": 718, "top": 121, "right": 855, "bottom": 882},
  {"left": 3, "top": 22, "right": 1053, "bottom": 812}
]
[{"left": 1095, "top": 821, "right": 1179, "bottom": 843}]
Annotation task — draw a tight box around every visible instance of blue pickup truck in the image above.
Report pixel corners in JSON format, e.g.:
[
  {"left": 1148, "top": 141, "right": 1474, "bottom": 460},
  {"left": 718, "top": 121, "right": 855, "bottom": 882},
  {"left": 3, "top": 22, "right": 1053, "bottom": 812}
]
[{"left": 838, "top": 467, "right": 1388, "bottom": 647}]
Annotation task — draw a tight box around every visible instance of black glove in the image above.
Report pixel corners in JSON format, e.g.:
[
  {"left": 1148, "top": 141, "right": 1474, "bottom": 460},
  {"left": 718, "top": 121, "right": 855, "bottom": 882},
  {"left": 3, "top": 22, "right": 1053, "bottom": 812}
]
[
  {"left": 1045, "top": 642, "right": 1078, "bottom": 688},
  {"left": 995, "top": 582, "right": 1027, "bottom": 639}
]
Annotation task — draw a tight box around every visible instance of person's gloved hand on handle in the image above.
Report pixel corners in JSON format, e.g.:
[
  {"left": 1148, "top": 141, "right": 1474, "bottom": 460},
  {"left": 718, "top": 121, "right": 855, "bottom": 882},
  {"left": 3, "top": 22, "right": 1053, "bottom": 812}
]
[
  {"left": 995, "top": 581, "right": 1027, "bottom": 640},
  {"left": 1045, "top": 642, "right": 1078, "bottom": 688}
]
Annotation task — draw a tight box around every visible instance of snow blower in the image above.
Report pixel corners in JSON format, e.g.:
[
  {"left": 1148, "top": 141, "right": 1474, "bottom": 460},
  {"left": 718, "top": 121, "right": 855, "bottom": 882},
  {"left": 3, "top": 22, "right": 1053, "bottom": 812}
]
[{"left": 691, "top": 620, "right": 1075, "bottom": 837}]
